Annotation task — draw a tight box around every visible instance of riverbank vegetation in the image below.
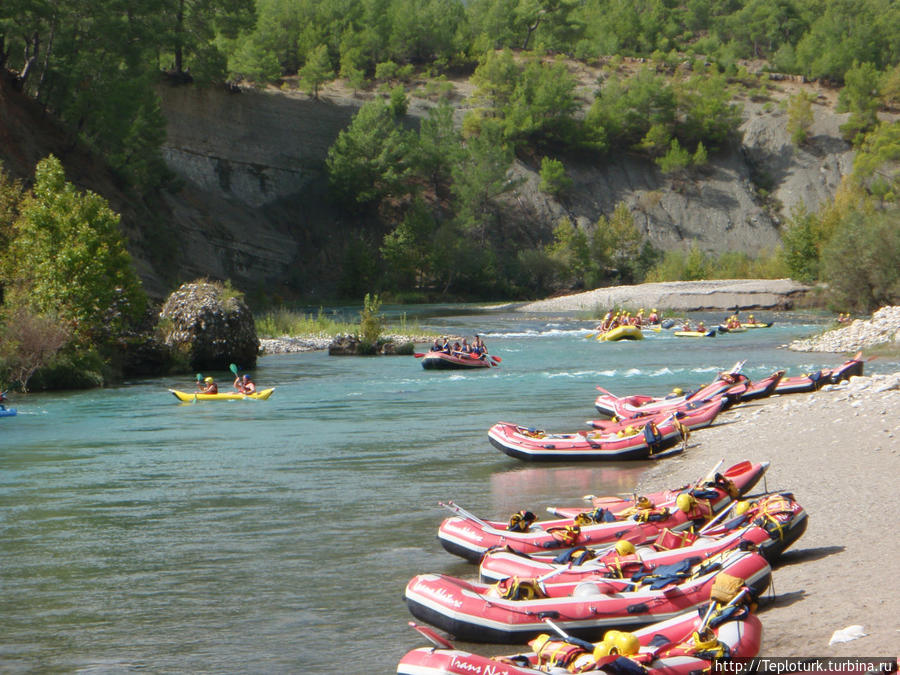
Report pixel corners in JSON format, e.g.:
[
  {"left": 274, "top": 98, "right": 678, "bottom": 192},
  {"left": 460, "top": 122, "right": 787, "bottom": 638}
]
[
  {"left": 255, "top": 302, "right": 432, "bottom": 341},
  {"left": 1, "top": 0, "right": 898, "bottom": 390},
  {"left": 0, "top": 156, "right": 149, "bottom": 391}
]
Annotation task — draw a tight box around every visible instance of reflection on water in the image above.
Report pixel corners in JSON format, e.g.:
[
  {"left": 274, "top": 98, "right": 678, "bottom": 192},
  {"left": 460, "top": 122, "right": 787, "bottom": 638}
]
[{"left": 489, "top": 464, "right": 647, "bottom": 513}]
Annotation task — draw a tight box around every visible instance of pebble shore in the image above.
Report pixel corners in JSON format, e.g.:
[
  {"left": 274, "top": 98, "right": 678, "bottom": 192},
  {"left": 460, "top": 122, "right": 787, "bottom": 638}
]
[{"left": 789, "top": 306, "right": 900, "bottom": 352}]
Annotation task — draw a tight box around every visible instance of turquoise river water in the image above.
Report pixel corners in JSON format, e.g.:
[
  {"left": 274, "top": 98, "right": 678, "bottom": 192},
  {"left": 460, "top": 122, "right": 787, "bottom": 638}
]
[{"left": 2, "top": 309, "right": 896, "bottom": 673}]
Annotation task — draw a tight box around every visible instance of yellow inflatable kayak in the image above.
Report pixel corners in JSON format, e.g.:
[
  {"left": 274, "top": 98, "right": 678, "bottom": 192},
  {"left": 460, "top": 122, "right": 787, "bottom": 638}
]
[
  {"left": 674, "top": 329, "right": 717, "bottom": 338},
  {"left": 169, "top": 388, "right": 275, "bottom": 402}
]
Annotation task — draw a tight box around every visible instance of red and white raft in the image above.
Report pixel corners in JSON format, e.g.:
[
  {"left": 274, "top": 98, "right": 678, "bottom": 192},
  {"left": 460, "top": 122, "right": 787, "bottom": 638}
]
[
  {"left": 586, "top": 395, "right": 725, "bottom": 432},
  {"left": 404, "top": 549, "right": 771, "bottom": 643},
  {"left": 774, "top": 353, "right": 864, "bottom": 394},
  {"left": 479, "top": 492, "right": 808, "bottom": 583},
  {"left": 488, "top": 414, "right": 690, "bottom": 462},
  {"left": 594, "top": 363, "right": 748, "bottom": 418},
  {"left": 399, "top": 600, "right": 763, "bottom": 674},
  {"left": 419, "top": 351, "right": 493, "bottom": 370},
  {"left": 436, "top": 461, "right": 769, "bottom": 563},
  {"left": 734, "top": 369, "right": 784, "bottom": 402}
]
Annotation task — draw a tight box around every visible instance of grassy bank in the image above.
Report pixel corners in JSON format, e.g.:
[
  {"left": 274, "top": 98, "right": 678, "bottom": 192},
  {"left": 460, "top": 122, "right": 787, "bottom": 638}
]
[{"left": 255, "top": 308, "right": 437, "bottom": 339}]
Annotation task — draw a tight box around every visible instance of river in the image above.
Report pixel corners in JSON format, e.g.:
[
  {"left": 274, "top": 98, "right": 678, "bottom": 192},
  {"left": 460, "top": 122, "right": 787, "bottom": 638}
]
[{"left": 2, "top": 309, "right": 895, "bottom": 673}]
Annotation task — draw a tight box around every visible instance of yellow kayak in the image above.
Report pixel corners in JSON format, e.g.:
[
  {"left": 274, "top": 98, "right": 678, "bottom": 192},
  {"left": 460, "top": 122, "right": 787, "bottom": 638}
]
[
  {"left": 598, "top": 325, "right": 644, "bottom": 341},
  {"left": 674, "top": 329, "right": 717, "bottom": 338},
  {"left": 169, "top": 388, "right": 275, "bottom": 402}
]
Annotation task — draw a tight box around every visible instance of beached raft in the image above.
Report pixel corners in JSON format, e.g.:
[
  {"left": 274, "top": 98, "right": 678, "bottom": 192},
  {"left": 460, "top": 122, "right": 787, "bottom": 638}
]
[
  {"left": 594, "top": 364, "right": 746, "bottom": 418},
  {"left": 487, "top": 415, "right": 690, "bottom": 462},
  {"left": 774, "top": 354, "right": 864, "bottom": 395},
  {"left": 404, "top": 549, "right": 771, "bottom": 643},
  {"left": 400, "top": 604, "right": 763, "bottom": 675},
  {"left": 436, "top": 460, "right": 769, "bottom": 563},
  {"left": 479, "top": 492, "right": 807, "bottom": 583}
]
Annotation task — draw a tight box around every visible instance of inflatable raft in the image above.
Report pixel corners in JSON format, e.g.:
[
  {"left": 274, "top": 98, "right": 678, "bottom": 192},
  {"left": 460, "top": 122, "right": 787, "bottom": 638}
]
[
  {"left": 400, "top": 603, "right": 763, "bottom": 674},
  {"left": 774, "top": 354, "right": 864, "bottom": 395},
  {"left": 674, "top": 329, "right": 717, "bottom": 338},
  {"left": 594, "top": 363, "right": 747, "bottom": 418},
  {"left": 436, "top": 461, "right": 769, "bottom": 562},
  {"left": 487, "top": 416, "right": 690, "bottom": 462},
  {"left": 0, "top": 407, "right": 17, "bottom": 417},
  {"left": 419, "top": 351, "right": 492, "bottom": 369},
  {"left": 399, "top": 599, "right": 763, "bottom": 674},
  {"left": 169, "top": 388, "right": 275, "bottom": 402},
  {"left": 405, "top": 549, "right": 771, "bottom": 643},
  {"left": 597, "top": 325, "right": 643, "bottom": 341},
  {"left": 587, "top": 396, "right": 725, "bottom": 433},
  {"left": 479, "top": 493, "right": 807, "bottom": 583}
]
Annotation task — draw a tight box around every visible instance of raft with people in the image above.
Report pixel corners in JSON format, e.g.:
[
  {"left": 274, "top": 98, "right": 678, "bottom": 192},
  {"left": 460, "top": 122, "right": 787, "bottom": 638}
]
[
  {"left": 674, "top": 328, "right": 717, "bottom": 338},
  {"left": 404, "top": 547, "right": 771, "bottom": 643},
  {"left": 435, "top": 460, "right": 769, "bottom": 563},
  {"left": 597, "top": 324, "right": 643, "bottom": 341},
  {"left": 418, "top": 350, "right": 494, "bottom": 369},
  {"left": 418, "top": 335, "right": 497, "bottom": 369}
]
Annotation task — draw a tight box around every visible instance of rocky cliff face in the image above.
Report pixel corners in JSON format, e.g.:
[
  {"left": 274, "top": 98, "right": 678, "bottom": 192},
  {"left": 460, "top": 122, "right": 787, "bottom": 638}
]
[
  {"left": 156, "top": 79, "right": 855, "bottom": 297},
  {"left": 0, "top": 72, "right": 856, "bottom": 302}
]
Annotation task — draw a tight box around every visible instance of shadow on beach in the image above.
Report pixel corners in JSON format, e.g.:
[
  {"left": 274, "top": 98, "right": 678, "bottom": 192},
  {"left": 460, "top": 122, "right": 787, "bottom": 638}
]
[{"left": 776, "top": 545, "right": 845, "bottom": 567}]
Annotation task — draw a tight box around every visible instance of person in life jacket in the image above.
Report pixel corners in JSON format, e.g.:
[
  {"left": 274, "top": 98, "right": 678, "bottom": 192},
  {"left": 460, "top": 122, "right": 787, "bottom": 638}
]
[{"left": 200, "top": 376, "right": 218, "bottom": 394}]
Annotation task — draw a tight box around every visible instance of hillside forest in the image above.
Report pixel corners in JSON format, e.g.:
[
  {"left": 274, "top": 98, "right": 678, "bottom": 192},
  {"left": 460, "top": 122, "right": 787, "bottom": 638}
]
[{"left": 0, "top": 0, "right": 899, "bottom": 390}]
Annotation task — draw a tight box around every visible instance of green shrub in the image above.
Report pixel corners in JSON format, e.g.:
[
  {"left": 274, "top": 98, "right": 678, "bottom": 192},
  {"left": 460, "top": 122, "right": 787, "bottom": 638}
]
[{"left": 359, "top": 293, "right": 383, "bottom": 344}]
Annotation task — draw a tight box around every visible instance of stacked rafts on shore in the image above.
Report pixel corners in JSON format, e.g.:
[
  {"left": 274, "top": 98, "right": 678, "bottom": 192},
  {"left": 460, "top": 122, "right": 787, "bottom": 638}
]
[
  {"left": 396, "top": 354, "right": 866, "bottom": 673},
  {"left": 398, "top": 460, "right": 810, "bottom": 672}
]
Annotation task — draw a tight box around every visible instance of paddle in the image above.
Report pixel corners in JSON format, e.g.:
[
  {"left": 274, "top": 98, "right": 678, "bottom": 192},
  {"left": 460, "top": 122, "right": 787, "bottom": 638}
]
[
  {"left": 414, "top": 353, "right": 426, "bottom": 358},
  {"left": 439, "top": 501, "right": 492, "bottom": 529},
  {"left": 229, "top": 363, "right": 250, "bottom": 396},
  {"left": 408, "top": 621, "right": 455, "bottom": 649},
  {"left": 490, "top": 355, "right": 502, "bottom": 363}
]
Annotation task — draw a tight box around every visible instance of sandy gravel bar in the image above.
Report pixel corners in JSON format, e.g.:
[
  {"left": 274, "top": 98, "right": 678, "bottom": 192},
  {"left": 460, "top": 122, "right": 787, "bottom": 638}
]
[
  {"left": 514, "top": 279, "right": 811, "bottom": 313},
  {"left": 635, "top": 372, "right": 900, "bottom": 656}
]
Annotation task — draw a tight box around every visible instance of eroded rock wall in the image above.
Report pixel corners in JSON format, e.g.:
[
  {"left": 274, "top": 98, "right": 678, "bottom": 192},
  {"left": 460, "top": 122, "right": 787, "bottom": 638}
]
[{"left": 154, "top": 82, "right": 856, "bottom": 295}]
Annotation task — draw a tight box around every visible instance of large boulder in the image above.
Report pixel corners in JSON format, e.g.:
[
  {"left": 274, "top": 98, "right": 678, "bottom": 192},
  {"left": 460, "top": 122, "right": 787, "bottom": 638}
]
[{"left": 159, "top": 281, "right": 259, "bottom": 370}]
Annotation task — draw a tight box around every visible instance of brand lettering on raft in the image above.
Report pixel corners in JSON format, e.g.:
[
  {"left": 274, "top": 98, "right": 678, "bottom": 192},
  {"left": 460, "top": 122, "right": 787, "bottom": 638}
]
[
  {"left": 444, "top": 522, "right": 484, "bottom": 542},
  {"left": 412, "top": 580, "right": 463, "bottom": 608},
  {"left": 449, "top": 656, "right": 510, "bottom": 674}
]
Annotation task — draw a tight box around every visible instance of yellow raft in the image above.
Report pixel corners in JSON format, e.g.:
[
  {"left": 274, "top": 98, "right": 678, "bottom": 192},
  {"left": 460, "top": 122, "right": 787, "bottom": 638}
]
[
  {"left": 169, "top": 388, "right": 276, "bottom": 402},
  {"left": 598, "top": 325, "right": 644, "bottom": 341}
]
